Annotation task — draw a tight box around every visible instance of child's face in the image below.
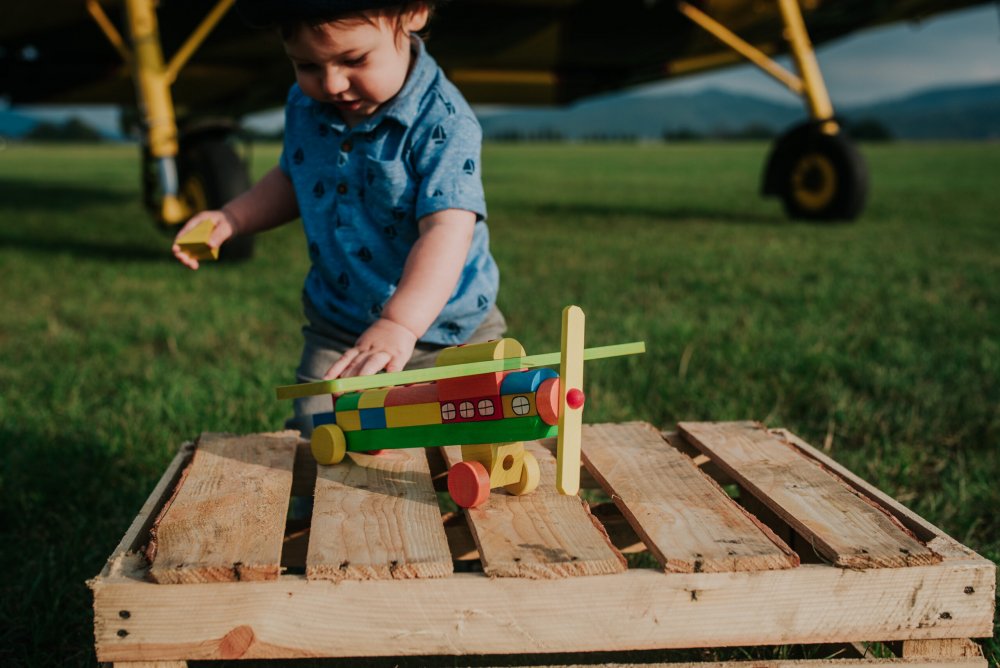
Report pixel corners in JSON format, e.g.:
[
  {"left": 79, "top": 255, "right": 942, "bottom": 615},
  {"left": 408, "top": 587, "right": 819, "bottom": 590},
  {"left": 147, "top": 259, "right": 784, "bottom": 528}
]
[{"left": 284, "top": 7, "right": 429, "bottom": 127}]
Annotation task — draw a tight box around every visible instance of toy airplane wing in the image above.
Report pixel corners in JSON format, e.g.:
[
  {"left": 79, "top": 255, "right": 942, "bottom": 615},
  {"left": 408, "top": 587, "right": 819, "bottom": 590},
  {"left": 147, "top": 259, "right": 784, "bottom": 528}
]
[{"left": 275, "top": 341, "right": 645, "bottom": 400}]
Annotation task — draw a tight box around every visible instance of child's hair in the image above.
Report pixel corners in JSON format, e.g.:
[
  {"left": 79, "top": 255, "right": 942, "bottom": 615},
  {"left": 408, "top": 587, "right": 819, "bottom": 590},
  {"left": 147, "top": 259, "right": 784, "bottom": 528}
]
[
  {"left": 235, "top": 1, "right": 436, "bottom": 40},
  {"left": 280, "top": 2, "right": 435, "bottom": 42}
]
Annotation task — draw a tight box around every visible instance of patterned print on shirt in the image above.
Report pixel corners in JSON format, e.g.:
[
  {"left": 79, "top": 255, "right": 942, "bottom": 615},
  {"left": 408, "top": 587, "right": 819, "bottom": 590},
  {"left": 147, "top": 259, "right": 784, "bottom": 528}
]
[
  {"left": 440, "top": 321, "right": 462, "bottom": 337},
  {"left": 318, "top": 124, "right": 329, "bottom": 137},
  {"left": 337, "top": 272, "right": 350, "bottom": 290},
  {"left": 477, "top": 294, "right": 489, "bottom": 310},
  {"left": 357, "top": 246, "right": 373, "bottom": 263},
  {"left": 313, "top": 181, "right": 325, "bottom": 197},
  {"left": 462, "top": 159, "right": 475, "bottom": 175},
  {"left": 431, "top": 125, "right": 447, "bottom": 144},
  {"left": 293, "top": 148, "right": 304, "bottom": 165},
  {"left": 383, "top": 225, "right": 397, "bottom": 239}
]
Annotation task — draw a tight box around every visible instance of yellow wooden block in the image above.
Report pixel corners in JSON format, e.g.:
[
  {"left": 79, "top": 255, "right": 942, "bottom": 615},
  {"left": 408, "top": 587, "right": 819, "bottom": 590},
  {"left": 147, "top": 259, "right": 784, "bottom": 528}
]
[
  {"left": 176, "top": 219, "right": 219, "bottom": 261},
  {"left": 436, "top": 338, "right": 526, "bottom": 366},
  {"left": 502, "top": 393, "right": 537, "bottom": 419},
  {"left": 488, "top": 442, "right": 526, "bottom": 488},
  {"left": 459, "top": 442, "right": 524, "bottom": 488},
  {"left": 335, "top": 410, "right": 362, "bottom": 432},
  {"left": 385, "top": 402, "right": 442, "bottom": 428},
  {"left": 358, "top": 389, "right": 390, "bottom": 409}
]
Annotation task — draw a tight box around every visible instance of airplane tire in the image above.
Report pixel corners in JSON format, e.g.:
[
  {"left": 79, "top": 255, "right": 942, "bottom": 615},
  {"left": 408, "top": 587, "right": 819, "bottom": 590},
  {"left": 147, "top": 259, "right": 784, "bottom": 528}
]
[
  {"left": 177, "top": 135, "right": 255, "bottom": 261},
  {"left": 763, "top": 122, "right": 868, "bottom": 222}
]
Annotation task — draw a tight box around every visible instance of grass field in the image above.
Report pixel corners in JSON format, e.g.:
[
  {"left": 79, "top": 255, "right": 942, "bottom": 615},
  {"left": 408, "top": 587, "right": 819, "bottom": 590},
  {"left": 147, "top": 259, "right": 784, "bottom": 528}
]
[{"left": 1, "top": 140, "right": 997, "bottom": 666}]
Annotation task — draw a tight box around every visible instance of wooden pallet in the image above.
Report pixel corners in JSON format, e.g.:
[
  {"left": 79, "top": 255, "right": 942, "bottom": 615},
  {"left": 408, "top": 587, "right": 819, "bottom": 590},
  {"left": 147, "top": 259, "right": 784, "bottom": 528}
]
[{"left": 89, "top": 421, "right": 995, "bottom": 667}]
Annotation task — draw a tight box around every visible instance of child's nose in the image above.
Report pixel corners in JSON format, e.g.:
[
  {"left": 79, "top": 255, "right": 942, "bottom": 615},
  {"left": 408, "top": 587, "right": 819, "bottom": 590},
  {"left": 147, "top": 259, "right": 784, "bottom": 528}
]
[{"left": 323, "top": 68, "right": 350, "bottom": 96}]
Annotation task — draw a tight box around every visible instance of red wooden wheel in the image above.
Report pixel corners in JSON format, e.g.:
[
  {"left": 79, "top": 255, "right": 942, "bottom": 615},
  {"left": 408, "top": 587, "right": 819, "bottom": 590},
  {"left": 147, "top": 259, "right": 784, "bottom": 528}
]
[{"left": 448, "top": 461, "right": 491, "bottom": 508}]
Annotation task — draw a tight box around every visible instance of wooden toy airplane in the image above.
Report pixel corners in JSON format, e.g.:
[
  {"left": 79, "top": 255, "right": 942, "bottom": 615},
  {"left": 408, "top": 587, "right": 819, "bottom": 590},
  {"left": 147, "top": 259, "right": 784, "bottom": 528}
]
[{"left": 275, "top": 306, "right": 644, "bottom": 508}]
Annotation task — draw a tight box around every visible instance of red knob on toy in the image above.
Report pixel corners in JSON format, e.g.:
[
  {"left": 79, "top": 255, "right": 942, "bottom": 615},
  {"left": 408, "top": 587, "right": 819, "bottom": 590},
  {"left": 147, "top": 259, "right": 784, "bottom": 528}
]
[{"left": 566, "top": 388, "right": 585, "bottom": 410}]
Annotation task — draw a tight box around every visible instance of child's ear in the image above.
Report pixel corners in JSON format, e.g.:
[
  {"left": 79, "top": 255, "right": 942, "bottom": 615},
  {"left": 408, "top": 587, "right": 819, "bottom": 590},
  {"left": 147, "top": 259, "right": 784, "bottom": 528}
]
[{"left": 403, "top": 3, "right": 430, "bottom": 33}]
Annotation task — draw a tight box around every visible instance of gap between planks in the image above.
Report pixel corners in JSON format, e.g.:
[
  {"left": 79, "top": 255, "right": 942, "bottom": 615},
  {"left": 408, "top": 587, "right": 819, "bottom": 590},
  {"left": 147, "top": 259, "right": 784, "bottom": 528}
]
[{"left": 679, "top": 422, "right": 941, "bottom": 570}]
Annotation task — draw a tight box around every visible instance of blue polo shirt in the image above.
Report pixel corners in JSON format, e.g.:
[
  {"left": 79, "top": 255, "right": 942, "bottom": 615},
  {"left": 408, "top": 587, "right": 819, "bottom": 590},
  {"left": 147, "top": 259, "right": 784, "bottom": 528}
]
[{"left": 279, "top": 37, "right": 499, "bottom": 345}]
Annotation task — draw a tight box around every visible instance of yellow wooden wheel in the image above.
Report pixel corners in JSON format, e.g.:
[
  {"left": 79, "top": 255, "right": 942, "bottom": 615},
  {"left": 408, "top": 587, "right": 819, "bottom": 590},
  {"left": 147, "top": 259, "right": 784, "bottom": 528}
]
[
  {"left": 504, "top": 452, "right": 540, "bottom": 497},
  {"left": 311, "top": 424, "right": 347, "bottom": 465}
]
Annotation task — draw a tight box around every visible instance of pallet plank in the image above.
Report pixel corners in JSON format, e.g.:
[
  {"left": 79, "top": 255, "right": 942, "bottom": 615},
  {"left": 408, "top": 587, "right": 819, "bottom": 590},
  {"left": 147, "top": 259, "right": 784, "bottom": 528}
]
[
  {"left": 441, "top": 439, "right": 627, "bottom": 577},
  {"left": 582, "top": 422, "right": 799, "bottom": 572},
  {"left": 92, "top": 560, "right": 995, "bottom": 661},
  {"left": 678, "top": 422, "right": 941, "bottom": 569},
  {"left": 307, "top": 448, "right": 452, "bottom": 581},
  {"left": 147, "top": 432, "right": 298, "bottom": 584}
]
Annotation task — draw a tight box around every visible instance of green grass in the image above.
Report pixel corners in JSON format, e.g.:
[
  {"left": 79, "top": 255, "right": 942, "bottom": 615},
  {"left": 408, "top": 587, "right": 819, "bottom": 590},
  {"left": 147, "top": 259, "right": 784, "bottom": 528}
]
[{"left": 1, "top": 141, "right": 997, "bottom": 666}]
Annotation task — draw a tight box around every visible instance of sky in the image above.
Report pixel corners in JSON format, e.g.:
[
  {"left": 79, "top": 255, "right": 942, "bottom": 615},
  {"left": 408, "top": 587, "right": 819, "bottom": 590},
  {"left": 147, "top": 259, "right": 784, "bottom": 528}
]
[
  {"left": 635, "top": 3, "right": 1000, "bottom": 106},
  {"left": 10, "top": 4, "right": 1000, "bottom": 135}
]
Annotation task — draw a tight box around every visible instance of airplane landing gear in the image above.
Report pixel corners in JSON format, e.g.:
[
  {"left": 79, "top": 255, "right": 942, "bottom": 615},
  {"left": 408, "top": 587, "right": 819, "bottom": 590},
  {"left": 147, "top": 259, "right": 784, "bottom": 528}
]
[{"left": 763, "top": 122, "right": 868, "bottom": 221}]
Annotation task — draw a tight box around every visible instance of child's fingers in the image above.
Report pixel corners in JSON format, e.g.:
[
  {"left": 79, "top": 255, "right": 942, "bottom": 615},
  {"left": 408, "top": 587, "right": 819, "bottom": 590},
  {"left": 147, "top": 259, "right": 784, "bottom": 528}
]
[
  {"left": 171, "top": 243, "right": 200, "bottom": 270},
  {"left": 324, "top": 348, "right": 359, "bottom": 380},
  {"left": 353, "top": 352, "right": 391, "bottom": 378}
]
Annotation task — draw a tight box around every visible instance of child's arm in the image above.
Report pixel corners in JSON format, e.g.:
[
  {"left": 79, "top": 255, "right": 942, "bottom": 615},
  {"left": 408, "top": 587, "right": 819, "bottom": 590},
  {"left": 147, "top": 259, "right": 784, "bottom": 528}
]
[
  {"left": 172, "top": 166, "right": 299, "bottom": 269},
  {"left": 324, "top": 209, "right": 476, "bottom": 379}
]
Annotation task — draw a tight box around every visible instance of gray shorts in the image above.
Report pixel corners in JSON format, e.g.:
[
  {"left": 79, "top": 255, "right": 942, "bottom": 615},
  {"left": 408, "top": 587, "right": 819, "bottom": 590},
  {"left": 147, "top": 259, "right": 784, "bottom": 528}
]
[{"left": 285, "top": 300, "right": 508, "bottom": 436}]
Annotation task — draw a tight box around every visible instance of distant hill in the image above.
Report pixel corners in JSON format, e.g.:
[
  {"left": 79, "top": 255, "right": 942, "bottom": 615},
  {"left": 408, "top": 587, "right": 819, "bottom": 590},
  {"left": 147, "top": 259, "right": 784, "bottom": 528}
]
[
  {"left": 842, "top": 82, "right": 1000, "bottom": 140},
  {"left": 478, "top": 82, "right": 1000, "bottom": 141},
  {"left": 0, "top": 109, "right": 39, "bottom": 138}
]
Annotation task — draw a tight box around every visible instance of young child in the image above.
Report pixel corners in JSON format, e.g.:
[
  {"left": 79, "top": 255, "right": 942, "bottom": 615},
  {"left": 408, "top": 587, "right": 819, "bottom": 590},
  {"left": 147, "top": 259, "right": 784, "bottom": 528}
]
[{"left": 172, "top": 0, "right": 504, "bottom": 435}]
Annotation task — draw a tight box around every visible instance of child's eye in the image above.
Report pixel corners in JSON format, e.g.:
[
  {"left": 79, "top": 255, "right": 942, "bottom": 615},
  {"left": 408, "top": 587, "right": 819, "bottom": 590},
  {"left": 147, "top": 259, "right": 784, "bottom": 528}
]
[
  {"left": 294, "top": 62, "right": 319, "bottom": 73},
  {"left": 344, "top": 55, "right": 367, "bottom": 67}
]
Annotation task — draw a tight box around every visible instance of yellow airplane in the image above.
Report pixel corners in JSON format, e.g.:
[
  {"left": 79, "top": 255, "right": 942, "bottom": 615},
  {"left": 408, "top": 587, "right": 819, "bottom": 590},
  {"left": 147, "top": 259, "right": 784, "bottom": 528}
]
[{"left": 2, "top": 0, "right": 987, "bottom": 256}]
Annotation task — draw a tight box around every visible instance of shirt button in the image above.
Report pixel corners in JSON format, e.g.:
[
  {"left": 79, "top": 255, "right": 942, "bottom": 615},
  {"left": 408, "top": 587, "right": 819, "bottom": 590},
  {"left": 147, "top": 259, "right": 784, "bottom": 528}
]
[
  {"left": 341, "top": 141, "right": 352, "bottom": 153},
  {"left": 337, "top": 183, "right": 348, "bottom": 195}
]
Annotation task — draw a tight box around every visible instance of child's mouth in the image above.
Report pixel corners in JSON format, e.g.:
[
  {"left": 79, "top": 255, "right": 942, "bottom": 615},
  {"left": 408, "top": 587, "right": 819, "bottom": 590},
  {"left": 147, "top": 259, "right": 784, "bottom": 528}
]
[{"left": 335, "top": 100, "right": 364, "bottom": 111}]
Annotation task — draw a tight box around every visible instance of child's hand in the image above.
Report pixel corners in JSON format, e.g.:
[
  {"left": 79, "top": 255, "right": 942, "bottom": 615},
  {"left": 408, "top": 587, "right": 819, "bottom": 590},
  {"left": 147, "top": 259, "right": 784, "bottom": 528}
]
[
  {"left": 324, "top": 318, "right": 419, "bottom": 380},
  {"left": 171, "top": 210, "right": 238, "bottom": 269}
]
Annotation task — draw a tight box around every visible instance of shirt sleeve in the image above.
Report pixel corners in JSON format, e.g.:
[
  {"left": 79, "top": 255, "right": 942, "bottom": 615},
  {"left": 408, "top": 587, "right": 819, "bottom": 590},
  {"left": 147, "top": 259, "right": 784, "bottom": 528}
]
[{"left": 411, "top": 114, "right": 487, "bottom": 222}]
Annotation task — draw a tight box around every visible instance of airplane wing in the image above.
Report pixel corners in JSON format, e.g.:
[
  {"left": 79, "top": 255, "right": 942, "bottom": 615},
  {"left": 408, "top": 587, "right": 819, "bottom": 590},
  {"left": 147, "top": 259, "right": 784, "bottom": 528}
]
[{"left": 2, "top": 0, "right": 988, "bottom": 110}]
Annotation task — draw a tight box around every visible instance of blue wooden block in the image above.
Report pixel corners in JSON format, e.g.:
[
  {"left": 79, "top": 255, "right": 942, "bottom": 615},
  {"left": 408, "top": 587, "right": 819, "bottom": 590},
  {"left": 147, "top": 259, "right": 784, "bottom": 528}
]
[
  {"left": 312, "top": 411, "right": 337, "bottom": 428},
  {"left": 360, "top": 407, "right": 387, "bottom": 430},
  {"left": 500, "top": 368, "right": 558, "bottom": 395}
]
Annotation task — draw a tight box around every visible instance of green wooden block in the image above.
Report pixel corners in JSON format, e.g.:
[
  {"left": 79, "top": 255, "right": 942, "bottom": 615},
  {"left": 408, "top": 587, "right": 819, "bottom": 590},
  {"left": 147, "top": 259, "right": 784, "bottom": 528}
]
[
  {"left": 335, "top": 392, "right": 362, "bottom": 411},
  {"left": 345, "top": 417, "right": 558, "bottom": 452}
]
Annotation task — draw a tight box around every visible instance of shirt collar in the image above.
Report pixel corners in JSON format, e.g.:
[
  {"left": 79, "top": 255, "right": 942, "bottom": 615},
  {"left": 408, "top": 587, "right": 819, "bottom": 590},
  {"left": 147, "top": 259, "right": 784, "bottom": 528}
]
[{"left": 310, "top": 35, "right": 435, "bottom": 134}]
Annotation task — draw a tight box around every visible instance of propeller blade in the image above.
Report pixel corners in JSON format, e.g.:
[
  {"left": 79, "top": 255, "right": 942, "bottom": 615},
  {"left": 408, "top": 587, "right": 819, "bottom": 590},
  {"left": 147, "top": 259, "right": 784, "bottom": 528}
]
[{"left": 556, "top": 305, "right": 586, "bottom": 495}]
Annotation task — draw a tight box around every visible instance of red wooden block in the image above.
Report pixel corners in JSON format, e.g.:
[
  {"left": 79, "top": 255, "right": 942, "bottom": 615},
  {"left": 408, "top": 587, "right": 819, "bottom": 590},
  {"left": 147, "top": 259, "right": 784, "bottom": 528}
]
[
  {"left": 437, "top": 372, "right": 504, "bottom": 402},
  {"left": 536, "top": 377, "right": 561, "bottom": 426},
  {"left": 384, "top": 382, "right": 440, "bottom": 407},
  {"left": 440, "top": 395, "right": 503, "bottom": 423}
]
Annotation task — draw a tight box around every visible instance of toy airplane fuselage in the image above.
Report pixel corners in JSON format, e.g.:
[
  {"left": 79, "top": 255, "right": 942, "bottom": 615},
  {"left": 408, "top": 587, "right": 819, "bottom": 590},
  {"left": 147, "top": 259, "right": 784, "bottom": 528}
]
[{"left": 312, "top": 365, "right": 561, "bottom": 454}]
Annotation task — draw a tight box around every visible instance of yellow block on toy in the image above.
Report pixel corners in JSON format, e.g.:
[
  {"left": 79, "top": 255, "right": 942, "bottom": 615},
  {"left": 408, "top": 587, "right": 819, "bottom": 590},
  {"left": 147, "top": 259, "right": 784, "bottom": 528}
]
[
  {"left": 385, "top": 402, "right": 442, "bottom": 428},
  {"left": 335, "top": 410, "right": 362, "bottom": 432},
  {"left": 176, "top": 219, "right": 219, "bottom": 261},
  {"left": 358, "top": 389, "right": 391, "bottom": 409}
]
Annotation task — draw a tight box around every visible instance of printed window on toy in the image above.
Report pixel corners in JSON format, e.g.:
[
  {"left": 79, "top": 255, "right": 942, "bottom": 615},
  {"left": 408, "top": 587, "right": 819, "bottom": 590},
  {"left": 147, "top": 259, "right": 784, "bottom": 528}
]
[
  {"left": 459, "top": 401, "right": 475, "bottom": 419},
  {"left": 441, "top": 402, "right": 457, "bottom": 421},
  {"left": 511, "top": 395, "right": 530, "bottom": 416},
  {"left": 477, "top": 399, "right": 495, "bottom": 417}
]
